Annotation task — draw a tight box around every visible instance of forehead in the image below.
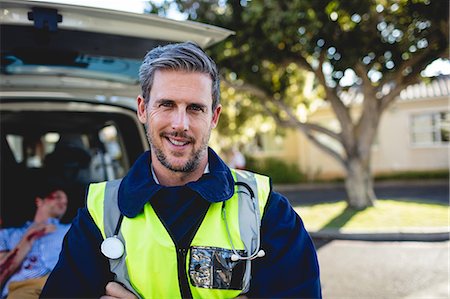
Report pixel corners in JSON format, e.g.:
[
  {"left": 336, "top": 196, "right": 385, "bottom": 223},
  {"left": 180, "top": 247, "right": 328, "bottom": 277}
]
[
  {"left": 45, "top": 190, "right": 66, "bottom": 198},
  {"left": 150, "top": 70, "right": 213, "bottom": 103}
]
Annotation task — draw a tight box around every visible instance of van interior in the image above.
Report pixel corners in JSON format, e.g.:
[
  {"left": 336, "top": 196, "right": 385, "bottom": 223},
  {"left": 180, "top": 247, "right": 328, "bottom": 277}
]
[{"left": 0, "top": 101, "right": 146, "bottom": 227}]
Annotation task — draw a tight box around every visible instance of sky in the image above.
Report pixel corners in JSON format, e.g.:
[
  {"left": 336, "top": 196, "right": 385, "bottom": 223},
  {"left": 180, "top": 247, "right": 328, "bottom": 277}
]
[{"left": 29, "top": 0, "right": 450, "bottom": 78}]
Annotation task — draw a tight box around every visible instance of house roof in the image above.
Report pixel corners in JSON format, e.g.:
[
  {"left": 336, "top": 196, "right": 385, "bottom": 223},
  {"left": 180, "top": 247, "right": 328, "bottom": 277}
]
[
  {"left": 336, "top": 75, "right": 450, "bottom": 105},
  {"left": 312, "top": 75, "right": 449, "bottom": 113},
  {"left": 398, "top": 75, "right": 450, "bottom": 101}
]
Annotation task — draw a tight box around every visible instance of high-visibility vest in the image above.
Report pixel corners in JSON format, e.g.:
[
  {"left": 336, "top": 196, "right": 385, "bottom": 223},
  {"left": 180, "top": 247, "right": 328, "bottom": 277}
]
[{"left": 87, "top": 169, "right": 270, "bottom": 299}]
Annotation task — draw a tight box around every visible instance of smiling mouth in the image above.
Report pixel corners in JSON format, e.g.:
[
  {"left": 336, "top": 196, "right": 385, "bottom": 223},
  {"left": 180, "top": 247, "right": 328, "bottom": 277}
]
[{"left": 167, "top": 137, "right": 189, "bottom": 146}]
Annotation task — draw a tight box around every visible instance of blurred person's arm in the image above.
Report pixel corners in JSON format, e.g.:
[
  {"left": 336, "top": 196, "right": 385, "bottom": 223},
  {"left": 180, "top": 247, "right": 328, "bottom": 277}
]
[
  {"left": 40, "top": 208, "right": 114, "bottom": 298},
  {"left": 0, "top": 223, "right": 55, "bottom": 285}
]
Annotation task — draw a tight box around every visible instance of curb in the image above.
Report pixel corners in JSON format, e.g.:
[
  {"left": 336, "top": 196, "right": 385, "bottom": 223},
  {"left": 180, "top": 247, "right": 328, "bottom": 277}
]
[{"left": 310, "top": 230, "right": 450, "bottom": 242}]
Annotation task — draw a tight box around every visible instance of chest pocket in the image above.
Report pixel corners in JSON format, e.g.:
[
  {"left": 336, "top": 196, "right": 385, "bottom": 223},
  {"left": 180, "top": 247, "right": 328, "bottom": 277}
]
[{"left": 189, "top": 246, "right": 246, "bottom": 290}]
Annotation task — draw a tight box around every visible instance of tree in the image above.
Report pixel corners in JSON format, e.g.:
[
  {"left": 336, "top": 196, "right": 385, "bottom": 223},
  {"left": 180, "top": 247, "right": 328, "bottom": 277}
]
[{"left": 152, "top": 0, "right": 449, "bottom": 209}]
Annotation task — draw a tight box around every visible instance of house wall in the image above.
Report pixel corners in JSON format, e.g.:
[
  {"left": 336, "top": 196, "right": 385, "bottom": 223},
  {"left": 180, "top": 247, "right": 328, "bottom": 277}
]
[
  {"left": 272, "top": 95, "right": 449, "bottom": 179},
  {"left": 374, "top": 96, "right": 448, "bottom": 173}
]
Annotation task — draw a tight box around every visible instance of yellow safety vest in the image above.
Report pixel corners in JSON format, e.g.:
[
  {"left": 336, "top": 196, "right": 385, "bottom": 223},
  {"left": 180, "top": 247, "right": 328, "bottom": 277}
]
[{"left": 87, "top": 169, "right": 270, "bottom": 299}]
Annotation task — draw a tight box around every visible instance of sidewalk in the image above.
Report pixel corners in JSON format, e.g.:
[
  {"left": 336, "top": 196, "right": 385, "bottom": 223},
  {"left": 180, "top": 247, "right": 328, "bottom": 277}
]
[{"left": 309, "top": 227, "right": 450, "bottom": 242}]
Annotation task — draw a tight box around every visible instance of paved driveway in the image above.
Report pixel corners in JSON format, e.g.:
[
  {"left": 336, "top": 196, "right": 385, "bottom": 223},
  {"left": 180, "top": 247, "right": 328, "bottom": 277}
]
[{"left": 317, "top": 240, "right": 449, "bottom": 298}]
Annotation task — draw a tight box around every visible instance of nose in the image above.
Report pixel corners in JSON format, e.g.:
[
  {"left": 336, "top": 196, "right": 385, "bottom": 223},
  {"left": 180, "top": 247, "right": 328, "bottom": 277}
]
[{"left": 171, "top": 109, "right": 189, "bottom": 131}]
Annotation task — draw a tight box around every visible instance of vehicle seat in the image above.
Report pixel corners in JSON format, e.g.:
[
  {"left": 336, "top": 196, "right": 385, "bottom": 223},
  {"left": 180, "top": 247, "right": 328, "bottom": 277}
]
[
  {"left": 44, "top": 134, "right": 92, "bottom": 185},
  {"left": 43, "top": 135, "right": 93, "bottom": 222}
]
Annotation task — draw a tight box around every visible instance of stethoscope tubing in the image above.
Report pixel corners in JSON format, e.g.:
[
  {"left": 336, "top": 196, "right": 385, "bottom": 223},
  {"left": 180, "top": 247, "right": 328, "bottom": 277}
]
[{"left": 102, "top": 181, "right": 264, "bottom": 262}]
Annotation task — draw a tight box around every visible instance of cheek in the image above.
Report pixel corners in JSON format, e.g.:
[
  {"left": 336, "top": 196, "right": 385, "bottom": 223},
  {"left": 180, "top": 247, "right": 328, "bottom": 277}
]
[{"left": 148, "top": 109, "right": 170, "bottom": 126}]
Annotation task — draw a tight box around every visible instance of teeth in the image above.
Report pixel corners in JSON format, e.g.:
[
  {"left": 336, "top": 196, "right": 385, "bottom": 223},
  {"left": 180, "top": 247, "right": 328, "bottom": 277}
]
[{"left": 168, "top": 138, "right": 188, "bottom": 146}]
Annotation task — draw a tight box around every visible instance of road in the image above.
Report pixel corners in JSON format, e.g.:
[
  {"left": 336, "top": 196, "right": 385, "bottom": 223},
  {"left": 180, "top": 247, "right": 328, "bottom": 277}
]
[
  {"left": 275, "top": 180, "right": 449, "bottom": 206},
  {"left": 275, "top": 180, "right": 449, "bottom": 297},
  {"left": 317, "top": 240, "right": 449, "bottom": 298}
]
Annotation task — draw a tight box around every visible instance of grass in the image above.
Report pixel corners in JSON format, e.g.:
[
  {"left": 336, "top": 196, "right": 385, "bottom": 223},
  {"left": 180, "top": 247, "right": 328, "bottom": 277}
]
[{"left": 294, "top": 199, "right": 450, "bottom": 232}]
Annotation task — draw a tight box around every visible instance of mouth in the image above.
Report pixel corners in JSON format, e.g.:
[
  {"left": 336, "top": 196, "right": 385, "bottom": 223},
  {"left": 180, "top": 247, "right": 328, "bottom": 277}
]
[
  {"left": 166, "top": 137, "right": 190, "bottom": 146},
  {"left": 162, "top": 132, "right": 193, "bottom": 148}
]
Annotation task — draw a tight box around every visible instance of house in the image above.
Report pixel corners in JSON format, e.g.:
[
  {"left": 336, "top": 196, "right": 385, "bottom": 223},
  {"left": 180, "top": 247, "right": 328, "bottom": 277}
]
[{"left": 251, "top": 76, "right": 449, "bottom": 180}]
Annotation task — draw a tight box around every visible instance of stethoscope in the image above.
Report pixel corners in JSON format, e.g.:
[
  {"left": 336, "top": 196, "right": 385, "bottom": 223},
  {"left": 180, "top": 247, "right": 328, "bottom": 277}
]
[
  {"left": 223, "top": 181, "right": 265, "bottom": 262},
  {"left": 101, "top": 182, "right": 265, "bottom": 262}
]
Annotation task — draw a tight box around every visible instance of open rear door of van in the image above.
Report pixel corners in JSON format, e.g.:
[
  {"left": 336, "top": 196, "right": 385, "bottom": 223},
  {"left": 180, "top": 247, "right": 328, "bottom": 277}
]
[{"left": 0, "top": 0, "right": 233, "bottom": 91}]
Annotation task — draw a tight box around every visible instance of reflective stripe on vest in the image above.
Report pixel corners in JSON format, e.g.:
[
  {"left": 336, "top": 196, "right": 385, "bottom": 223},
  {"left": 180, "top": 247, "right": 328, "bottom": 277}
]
[{"left": 87, "top": 169, "right": 270, "bottom": 299}]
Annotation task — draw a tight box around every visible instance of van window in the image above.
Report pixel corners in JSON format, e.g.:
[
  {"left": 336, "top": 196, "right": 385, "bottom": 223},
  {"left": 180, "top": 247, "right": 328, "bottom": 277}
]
[{"left": 6, "top": 134, "right": 23, "bottom": 163}]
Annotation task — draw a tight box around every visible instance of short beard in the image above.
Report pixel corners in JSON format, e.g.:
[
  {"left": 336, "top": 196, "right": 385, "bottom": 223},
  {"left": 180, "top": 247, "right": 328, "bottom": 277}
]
[{"left": 145, "top": 124, "right": 208, "bottom": 173}]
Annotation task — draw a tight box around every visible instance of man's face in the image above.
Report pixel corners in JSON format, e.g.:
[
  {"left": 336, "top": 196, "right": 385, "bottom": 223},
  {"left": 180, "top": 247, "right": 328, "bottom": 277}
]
[
  {"left": 40, "top": 190, "right": 68, "bottom": 219},
  {"left": 137, "top": 70, "right": 221, "bottom": 173}
]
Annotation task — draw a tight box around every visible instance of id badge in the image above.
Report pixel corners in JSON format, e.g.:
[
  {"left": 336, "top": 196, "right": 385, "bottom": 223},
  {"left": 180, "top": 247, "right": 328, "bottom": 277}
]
[{"left": 189, "top": 246, "right": 246, "bottom": 290}]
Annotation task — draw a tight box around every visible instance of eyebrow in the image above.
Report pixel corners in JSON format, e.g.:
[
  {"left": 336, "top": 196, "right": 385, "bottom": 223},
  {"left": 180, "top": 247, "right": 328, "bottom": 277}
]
[
  {"left": 154, "top": 99, "right": 174, "bottom": 105},
  {"left": 155, "top": 99, "right": 208, "bottom": 109}
]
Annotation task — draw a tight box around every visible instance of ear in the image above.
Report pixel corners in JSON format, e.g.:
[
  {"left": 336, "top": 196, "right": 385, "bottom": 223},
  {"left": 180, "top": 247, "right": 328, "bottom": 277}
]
[
  {"left": 211, "top": 104, "right": 222, "bottom": 129},
  {"left": 137, "top": 95, "right": 147, "bottom": 124}
]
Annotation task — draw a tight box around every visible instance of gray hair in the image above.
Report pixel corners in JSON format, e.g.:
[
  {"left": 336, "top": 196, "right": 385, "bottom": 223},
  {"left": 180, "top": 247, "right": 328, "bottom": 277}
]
[{"left": 138, "top": 41, "right": 220, "bottom": 110}]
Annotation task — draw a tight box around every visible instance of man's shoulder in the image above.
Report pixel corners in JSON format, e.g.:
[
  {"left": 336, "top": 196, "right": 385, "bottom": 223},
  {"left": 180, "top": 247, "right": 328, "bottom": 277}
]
[{"left": 233, "top": 168, "right": 271, "bottom": 181}]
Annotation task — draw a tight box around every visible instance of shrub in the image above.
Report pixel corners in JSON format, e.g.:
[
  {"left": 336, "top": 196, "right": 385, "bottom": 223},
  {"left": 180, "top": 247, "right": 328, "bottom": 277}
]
[
  {"left": 245, "top": 156, "right": 305, "bottom": 184},
  {"left": 374, "top": 169, "right": 449, "bottom": 181}
]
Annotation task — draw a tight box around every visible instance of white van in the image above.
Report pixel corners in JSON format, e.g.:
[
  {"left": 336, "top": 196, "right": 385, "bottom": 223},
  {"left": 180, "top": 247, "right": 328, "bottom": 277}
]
[{"left": 0, "top": 0, "right": 233, "bottom": 226}]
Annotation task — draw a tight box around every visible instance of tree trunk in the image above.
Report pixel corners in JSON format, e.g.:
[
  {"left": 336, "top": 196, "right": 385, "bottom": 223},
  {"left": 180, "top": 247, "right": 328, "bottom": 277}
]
[{"left": 344, "top": 157, "right": 376, "bottom": 210}]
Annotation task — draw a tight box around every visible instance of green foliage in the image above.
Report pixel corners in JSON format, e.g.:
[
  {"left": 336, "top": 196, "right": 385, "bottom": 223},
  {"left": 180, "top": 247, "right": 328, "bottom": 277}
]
[
  {"left": 169, "top": 0, "right": 448, "bottom": 86},
  {"left": 155, "top": 0, "right": 449, "bottom": 137},
  {"left": 149, "top": 0, "right": 449, "bottom": 208},
  {"left": 245, "top": 156, "right": 305, "bottom": 184},
  {"left": 374, "top": 169, "right": 449, "bottom": 181}
]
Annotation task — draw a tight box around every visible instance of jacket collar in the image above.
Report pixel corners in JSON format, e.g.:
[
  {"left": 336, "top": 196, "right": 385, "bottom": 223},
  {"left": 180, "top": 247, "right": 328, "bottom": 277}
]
[{"left": 118, "top": 148, "right": 235, "bottom": 218}]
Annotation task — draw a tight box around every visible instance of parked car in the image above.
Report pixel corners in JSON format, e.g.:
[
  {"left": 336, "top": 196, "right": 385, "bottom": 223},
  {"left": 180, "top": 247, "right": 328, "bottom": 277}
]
[{"left": 0, "top": 0, "right": 232, "bottom": 226}]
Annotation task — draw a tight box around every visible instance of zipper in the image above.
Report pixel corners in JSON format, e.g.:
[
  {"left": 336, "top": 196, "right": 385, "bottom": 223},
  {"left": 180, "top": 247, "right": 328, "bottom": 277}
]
[{"left": 177, "top": 248, "right": 191, "bottom": 299}]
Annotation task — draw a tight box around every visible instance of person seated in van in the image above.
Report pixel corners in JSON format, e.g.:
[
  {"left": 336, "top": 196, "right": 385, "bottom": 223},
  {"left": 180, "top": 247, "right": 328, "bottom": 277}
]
[{"left": 0, "top": 179, "right": 70, "bottom": 299}]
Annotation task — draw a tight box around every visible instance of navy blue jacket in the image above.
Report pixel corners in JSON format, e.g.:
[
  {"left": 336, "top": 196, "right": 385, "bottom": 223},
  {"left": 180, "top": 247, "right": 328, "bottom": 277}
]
[{"left": 41, "top": 148, "right": 321, "bottom": 298}]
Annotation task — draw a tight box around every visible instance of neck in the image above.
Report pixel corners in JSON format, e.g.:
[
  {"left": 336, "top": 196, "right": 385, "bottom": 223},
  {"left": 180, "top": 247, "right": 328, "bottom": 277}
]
[
  {"left": 151, "top": 156, "right": 208, "bottom": 187},
  {"left": 33, "top": 210, "right": 51, "bottom": 223}
]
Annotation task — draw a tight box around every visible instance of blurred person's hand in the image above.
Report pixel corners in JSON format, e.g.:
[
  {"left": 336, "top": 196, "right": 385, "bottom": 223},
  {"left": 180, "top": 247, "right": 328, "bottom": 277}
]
[
  {"left": 98, "top": 281, "right": 249, "bottom": 299},
  {"left": 100, "top": 281, "right": 138, "bottom": 299},
  {"left": 25, "top": 223, "right": 56, "bottom": 242}
]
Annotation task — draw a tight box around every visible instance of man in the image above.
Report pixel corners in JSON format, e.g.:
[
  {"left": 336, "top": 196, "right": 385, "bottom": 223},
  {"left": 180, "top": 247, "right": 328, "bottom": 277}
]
[
  {"left": 41, "top": 42, "right": 321, "bottom": 298},
  {"left": 0, "top": 180, "right": 70, "bottom": 299}
]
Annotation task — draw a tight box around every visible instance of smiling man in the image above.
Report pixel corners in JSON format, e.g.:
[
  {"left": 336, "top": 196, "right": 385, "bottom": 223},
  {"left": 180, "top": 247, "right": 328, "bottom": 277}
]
[
  {"left": 41, "top": 42, "right": 321, "bottom": 299},
  {"left": 139, "top": 69, "right": 221, "bottom": 185}
]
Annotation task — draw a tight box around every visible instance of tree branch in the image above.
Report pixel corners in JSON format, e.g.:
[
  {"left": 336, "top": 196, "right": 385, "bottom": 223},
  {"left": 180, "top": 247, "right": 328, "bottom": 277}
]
[
  {"left": 295, "top": 54, "right": 315, "bottom": 73},
  {"left": 380, "top": 29, "right": 448, "bottom": 110},
  {"left": 305, "top": 132, "right": 346, "bottom": 167},
  {"left": 261, "top": 103, "right": 346, "bottom": 166},
  {"left": 313, "top": 52, "right": 355, "bottom": 151},
  {"left": 223, "top": 80, "right": 342, "bottom": 141},
  {"left": 271, "top": 99, "right": 342, "bottom": 141}
]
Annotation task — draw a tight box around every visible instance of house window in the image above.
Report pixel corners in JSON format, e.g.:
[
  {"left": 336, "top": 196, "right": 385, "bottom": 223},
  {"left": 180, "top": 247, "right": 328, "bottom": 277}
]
[{"left": 411, "top": 111, "right": 450, "bottom": 145}]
